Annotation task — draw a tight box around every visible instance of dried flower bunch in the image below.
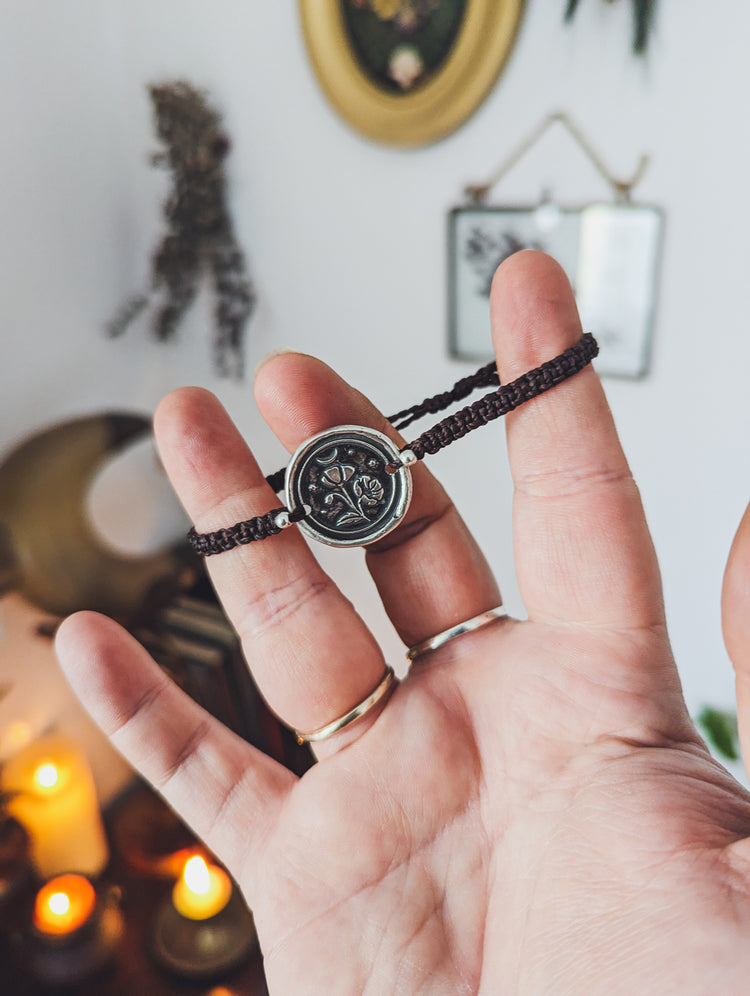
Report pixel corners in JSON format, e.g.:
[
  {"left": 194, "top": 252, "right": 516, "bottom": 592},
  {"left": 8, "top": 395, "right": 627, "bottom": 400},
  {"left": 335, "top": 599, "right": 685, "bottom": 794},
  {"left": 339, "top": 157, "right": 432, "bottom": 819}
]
[{"left": 109, "top": 81, "right": 255, "bottom": 378}]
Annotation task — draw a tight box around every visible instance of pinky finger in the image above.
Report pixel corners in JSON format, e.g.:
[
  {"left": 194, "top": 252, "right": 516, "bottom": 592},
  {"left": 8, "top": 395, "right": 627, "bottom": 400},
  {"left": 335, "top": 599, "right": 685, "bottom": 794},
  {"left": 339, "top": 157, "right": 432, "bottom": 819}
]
[
  {"left": 722, "top": 502, "right": 750, "bottom": 762},
  {"left": 55, "top": 612, "right": 295, "bottom": 878}
]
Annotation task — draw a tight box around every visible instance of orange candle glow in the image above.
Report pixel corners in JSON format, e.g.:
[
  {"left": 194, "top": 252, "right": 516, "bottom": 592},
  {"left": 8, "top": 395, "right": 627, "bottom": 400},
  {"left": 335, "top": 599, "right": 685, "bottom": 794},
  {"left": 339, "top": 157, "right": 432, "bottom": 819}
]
[
  {"left": 172, "top": 856, "right": 232, "bottom": 921},
  {"left": 33, "top": 874, "right": 97, "bottom": 936},
  {"left": 1, "top": 736, "right": 109, "bottom": 878}
]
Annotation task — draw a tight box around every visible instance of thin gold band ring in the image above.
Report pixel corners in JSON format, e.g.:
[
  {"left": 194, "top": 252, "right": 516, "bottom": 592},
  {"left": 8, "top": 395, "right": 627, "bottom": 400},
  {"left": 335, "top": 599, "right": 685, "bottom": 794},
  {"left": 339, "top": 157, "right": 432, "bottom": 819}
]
[{"left": 295, "top": 666, "right": 396, "bottom": 745}]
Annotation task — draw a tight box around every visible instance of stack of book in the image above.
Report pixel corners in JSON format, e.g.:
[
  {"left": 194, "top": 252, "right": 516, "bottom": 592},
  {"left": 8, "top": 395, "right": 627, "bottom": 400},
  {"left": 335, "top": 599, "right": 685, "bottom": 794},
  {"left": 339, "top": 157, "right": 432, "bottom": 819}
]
[{"left": 140, "top": 594, "right": 313, "bottom": 776}]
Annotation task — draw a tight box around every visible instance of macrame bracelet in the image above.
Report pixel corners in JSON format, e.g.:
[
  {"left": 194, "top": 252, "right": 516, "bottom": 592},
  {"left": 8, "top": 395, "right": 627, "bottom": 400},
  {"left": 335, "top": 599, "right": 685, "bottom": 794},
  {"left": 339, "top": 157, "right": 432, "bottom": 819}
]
[
  {"left": 187, "top": 504, "right": 308, "bottom": 557},
  {"left": 188, "top": 333, "right": 598, "bottom": 555}
]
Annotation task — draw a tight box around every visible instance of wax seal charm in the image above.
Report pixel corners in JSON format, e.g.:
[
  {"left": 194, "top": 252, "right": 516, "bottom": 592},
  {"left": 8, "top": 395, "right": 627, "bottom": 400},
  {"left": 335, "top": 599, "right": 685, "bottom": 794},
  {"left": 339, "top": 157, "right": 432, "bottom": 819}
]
[{"left": 285, "top": 426, "right": 412, "bottom": 547}]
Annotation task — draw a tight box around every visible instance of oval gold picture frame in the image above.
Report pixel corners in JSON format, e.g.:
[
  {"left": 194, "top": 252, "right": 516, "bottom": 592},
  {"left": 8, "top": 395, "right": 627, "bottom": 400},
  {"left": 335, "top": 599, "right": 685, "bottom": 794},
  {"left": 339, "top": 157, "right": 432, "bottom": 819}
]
[{"left": 299, "top": 0, "right": 525, "bottom": 147}]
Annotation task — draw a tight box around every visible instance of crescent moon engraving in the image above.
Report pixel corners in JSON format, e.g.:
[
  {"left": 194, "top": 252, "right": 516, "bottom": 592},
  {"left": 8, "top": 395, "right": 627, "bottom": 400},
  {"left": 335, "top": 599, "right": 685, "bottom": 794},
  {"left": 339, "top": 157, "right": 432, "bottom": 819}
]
[{"left": 315, "top": 447, "right": 339, "bottom": 466}]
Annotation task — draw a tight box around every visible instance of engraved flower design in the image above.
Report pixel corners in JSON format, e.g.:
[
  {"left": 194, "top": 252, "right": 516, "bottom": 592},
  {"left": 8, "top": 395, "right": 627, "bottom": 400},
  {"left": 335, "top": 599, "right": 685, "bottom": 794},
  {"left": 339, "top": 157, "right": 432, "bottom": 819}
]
[
  {"left": 353, "top": 475, "right": 384, "bottom": 507},
  {"left": 319, "top": 465, "right": 386, "bottom": 529},
  {"left": 320, "top": 464, "right": 355, "bottom": 488}
]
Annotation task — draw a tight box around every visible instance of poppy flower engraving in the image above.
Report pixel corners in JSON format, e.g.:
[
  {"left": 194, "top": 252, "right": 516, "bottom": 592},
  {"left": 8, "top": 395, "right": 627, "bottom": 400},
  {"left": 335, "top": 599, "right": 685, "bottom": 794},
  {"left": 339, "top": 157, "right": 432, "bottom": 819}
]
[
  {"left": 320, "top": 464, "right": 355, "bottom": 487},
  {"left": 319, "top": 462, "right": 387, "bottom": 528}
]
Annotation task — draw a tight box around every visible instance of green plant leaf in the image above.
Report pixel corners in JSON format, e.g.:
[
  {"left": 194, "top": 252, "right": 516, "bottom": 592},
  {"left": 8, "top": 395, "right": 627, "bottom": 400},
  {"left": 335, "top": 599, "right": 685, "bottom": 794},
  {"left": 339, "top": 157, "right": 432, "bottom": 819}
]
[
  {"left": 633, "top": 0, "right": 658, "bottom": 54},
  {"left": 697, "top": 707, "right": 740, "bottom": 762},
  {"left": 564, "top": 0, "right": 658, "bottom": 55}
]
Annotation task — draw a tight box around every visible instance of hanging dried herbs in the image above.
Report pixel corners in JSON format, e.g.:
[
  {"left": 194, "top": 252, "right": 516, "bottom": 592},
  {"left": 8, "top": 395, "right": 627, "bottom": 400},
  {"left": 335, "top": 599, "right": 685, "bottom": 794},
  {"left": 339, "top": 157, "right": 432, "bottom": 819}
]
[
  {"left": 108, "top": 81, "right": 255, "bottom": 378},
  {"left": 564, "top": 0, "right": 658, "bottom": 55}
]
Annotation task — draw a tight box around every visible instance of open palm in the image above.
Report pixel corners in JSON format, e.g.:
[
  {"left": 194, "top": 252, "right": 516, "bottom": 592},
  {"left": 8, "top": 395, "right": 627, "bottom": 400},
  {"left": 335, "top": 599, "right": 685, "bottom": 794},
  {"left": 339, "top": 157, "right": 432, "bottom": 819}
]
[{"left": 57, "top": 253, "right": 750, "bottom": 994}]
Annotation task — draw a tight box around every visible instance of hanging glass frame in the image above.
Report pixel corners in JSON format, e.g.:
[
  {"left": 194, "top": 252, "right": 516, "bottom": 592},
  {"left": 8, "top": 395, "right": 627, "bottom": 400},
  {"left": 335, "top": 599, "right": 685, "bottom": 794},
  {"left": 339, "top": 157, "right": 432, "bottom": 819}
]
[
  {"left": 448, "top": 112, "right": 664, "bottom": 378},
  {"left": 448, "top": 200, "right": 664, "bottom": 378}
]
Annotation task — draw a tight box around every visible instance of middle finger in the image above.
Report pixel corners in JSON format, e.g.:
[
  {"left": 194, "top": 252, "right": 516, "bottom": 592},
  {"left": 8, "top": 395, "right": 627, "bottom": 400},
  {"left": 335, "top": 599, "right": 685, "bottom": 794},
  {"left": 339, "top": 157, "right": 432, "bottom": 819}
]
[{"left": 254, "top": 352, "right": 503, "bottom": 649}]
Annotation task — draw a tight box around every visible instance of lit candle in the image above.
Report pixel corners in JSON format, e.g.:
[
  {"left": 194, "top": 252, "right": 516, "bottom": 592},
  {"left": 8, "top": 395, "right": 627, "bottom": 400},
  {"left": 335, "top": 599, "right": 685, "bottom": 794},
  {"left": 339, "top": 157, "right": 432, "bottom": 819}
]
[
  {"left": 33, "top": 874, "right": 97, "bottom": 936},
  {"left": 172, "top": 856, "right": 232, "bottom": 921},
  {"left": 153, "top": 853, "right": 256, "bottom": 978},
  {"left": 1, "top": 736, "right": 109, "bottom": 878}
]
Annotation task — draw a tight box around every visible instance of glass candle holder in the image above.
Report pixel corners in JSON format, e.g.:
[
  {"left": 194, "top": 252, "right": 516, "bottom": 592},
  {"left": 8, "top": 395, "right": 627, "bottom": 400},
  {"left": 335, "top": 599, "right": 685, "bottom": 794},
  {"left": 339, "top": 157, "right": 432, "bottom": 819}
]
[
  {"left": 26, "top": 874, "right": 124, "bottom": 987},
  {"left": 152, "top": 856, "right": 256, "bottom": 980}
]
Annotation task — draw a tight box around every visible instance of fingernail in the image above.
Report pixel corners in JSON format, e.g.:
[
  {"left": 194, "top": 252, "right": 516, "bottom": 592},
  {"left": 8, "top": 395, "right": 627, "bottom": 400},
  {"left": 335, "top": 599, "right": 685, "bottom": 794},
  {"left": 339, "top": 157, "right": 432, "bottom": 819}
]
[{"left": 253, "top": 347, "right": 298, "bottom": 379}]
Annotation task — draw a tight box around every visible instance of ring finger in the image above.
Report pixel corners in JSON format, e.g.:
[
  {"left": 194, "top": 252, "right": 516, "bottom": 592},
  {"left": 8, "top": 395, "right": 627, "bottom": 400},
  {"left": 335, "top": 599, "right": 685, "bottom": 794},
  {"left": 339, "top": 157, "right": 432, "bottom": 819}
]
[{"left": 154, "top": 387, "right": 389, "bottom": 752}]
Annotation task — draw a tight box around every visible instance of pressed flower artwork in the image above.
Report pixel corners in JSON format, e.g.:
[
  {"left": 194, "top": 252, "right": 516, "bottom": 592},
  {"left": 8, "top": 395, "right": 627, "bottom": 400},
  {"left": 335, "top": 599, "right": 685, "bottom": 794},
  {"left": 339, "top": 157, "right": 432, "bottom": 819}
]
[
  {"left": 341, "top": 0, "right": 468, "bottom": 94},
  {"left": 300, "top": 0, "right": 524, "bottom": 146}
]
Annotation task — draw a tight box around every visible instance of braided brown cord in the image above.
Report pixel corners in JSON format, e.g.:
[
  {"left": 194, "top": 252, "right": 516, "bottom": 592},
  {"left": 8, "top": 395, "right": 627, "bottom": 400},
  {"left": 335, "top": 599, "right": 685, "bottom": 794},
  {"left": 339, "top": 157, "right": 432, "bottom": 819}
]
[
  {"left": 407, "top": 334, "right": 598, "bottom": 460},
  {"left": 265, "top": 466, "right": 286, "bottom": 495},
  {"left": 187, "top": 334, "right": 598, "bottom": 556},
  {"left": 261, "top": 361, "right": 500, "bottom": 494},
  {"left": 188, "top": 509, "right": 284, "bottom": 555},
  {"left": 389, "top": 361, "right": 499, "bottom": 432},
  {"left": 187, "top": 505, "right": 308, "bottom": 555}
]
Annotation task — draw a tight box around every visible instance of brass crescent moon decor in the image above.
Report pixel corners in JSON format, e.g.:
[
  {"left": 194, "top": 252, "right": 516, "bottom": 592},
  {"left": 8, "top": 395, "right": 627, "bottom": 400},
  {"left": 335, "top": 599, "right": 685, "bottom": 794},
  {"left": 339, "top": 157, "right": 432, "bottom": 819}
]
[
  {"left": 299, "top": 0, "right": 525, "bottom": 147},
  {"left": 0, "top": 414, "right": 196, "bottom": 622}
]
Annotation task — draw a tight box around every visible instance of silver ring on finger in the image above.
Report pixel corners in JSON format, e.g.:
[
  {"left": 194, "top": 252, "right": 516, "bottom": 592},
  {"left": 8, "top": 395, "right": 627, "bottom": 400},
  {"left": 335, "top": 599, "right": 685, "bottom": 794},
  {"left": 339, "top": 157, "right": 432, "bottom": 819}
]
[{"left": 406, "top": 606, "right": 508, "bottom": 662}]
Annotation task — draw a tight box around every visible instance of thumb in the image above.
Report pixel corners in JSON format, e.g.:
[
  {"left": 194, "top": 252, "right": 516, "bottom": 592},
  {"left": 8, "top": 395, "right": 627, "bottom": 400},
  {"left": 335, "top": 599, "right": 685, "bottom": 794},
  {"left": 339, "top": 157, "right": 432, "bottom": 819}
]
[{"left": 722, "top": 502, "right": 750, "bottom": 763}]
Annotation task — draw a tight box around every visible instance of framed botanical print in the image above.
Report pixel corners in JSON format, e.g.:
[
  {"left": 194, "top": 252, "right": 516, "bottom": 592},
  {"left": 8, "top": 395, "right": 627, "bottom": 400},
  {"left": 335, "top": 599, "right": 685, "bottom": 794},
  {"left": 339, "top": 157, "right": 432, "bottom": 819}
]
[
  {"left": 449, "top": 202, "right": 664, "bottom": 378},
  {"left": 299, "top": 0, "right": 525, "bottom": 146}
]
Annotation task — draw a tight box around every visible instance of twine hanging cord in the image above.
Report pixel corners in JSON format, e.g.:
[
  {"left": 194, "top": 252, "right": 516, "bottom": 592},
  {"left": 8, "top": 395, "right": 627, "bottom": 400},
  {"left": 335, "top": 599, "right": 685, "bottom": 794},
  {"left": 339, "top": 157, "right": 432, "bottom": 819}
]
[
  {"left": 187, "top": 334, "right": 598, "bottom": 556},
  {"left": 464, "top": 111, "right": 650, "bottom": 205}
]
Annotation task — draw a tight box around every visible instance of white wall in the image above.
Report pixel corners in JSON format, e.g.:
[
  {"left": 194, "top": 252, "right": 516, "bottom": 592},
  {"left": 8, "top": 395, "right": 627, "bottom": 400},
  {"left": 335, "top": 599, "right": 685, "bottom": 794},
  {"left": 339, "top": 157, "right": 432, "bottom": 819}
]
[{"left": 2, "top": 0, "right": 749, "bottom": 788}]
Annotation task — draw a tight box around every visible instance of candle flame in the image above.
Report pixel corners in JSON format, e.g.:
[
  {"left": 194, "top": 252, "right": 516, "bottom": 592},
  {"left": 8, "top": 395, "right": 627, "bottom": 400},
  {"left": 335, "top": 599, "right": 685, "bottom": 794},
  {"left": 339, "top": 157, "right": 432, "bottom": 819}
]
[
  {"left": 48, "top": 892, "right": 70, "bottom": 916},
  {"left": 35, "top": 762, "right": 59, "bottom": 789},
  {"left": 34, "top": 875, "right": 97, "bottom": 935},
  {"left": 184, "top": 855, "right": 211, "bottom": 895}
]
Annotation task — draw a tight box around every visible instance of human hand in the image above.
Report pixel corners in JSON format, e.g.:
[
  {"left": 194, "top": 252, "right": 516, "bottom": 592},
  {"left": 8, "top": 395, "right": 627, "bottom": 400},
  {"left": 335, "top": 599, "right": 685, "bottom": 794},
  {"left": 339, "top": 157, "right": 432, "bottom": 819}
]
[{"left": 56, "top": 252, "right": 750, "bottom": 994}]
